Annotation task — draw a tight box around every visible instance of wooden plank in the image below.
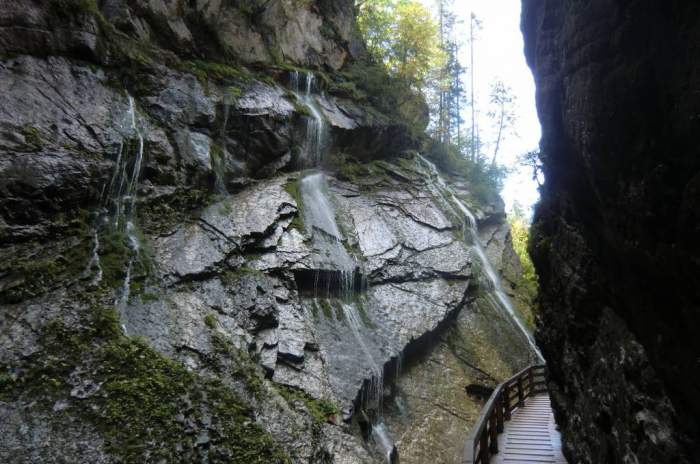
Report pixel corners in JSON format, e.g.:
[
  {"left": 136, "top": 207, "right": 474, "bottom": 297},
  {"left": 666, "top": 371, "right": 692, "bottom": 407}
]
[{"left": 491, "top": 394, "right": 567, "bottom": 464}]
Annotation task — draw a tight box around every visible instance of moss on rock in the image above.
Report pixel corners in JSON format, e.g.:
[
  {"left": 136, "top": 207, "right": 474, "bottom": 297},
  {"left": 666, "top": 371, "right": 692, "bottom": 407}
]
[
  {"left": 0, "top": 307, "right": 288, "bottom": 464},
  {"left": 276, "top": 385, "right": 339, "bottom": 426},
  {"left": 283, "top": 178, "right": 305, "bottom": 231}
]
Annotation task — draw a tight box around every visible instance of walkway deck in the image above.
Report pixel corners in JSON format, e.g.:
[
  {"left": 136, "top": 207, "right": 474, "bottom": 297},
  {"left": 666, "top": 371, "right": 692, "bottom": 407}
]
[{"left": 492, "top": 394, "right": 566, "bottom": 464}]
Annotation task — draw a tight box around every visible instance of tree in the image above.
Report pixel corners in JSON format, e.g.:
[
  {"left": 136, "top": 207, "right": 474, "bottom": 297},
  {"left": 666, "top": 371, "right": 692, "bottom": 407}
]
[
  {"left": 391, "top": 1, "right": 444, "bottom": 90},
  {"left": 518, "top": 149, "right": 544, "bottom": 188},
  {"left": 444, "top": 39, "right": 465, "bottom": 144},
  {"left": 356, "top": 0, "right": 444, "bottom": 91},
  {"left": 356, "top": 0, "right": 394, "bottom": 64},
  {"left": 508, "top": 203, "right": 539, "bottom": 328},
  {"left": 487, "top": 80, "right": 516, "bottom": 166}
]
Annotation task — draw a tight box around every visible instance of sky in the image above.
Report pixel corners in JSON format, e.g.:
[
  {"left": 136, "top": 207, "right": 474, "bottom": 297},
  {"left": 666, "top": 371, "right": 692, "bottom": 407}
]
[{"left": 425, "top": 0, "right": 542, "bottom": 217}]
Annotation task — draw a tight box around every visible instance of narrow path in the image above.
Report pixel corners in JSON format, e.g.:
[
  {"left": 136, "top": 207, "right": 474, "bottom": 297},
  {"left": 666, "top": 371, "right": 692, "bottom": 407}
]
[{"left": 492, "top": 394, "right": 566, "bottom": 463}]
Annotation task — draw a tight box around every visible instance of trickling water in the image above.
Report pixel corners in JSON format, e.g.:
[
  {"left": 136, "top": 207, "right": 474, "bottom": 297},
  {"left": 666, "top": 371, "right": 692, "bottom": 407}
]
[
  {"left": 342, "top": 300, "right": 383, "bottom": 411},
  {"left": 290, "top": 71, "right": 327, "bottom": 166},
  {"left": 394, "top": 351, "right": 403, "bottom": 380},
  {"left": 371, "top": 420, "right": 396, "bottom": 464},
  {"left": 92, "top": 95, "right": 147, "bottom": 311},
  {"left": 300, "top": 172, "right": 343, "bottom": 239},
  {"left": 289, "top": 71, "right": 394, "bottom": 457},
  {"left": 83, "top": 228, "right": 103, "bottom": 285},
  {"left": 212, "top": 95, "right": 231, "bottom": 193},
  {"left": 103, "top": 96, "right": 145, "bottom": 231},
  {"left": 298, "top": 172, "right": 357, "bottom": 300},
  {"left": 416, "top": 154, "right": 544, "bottom": 362}
]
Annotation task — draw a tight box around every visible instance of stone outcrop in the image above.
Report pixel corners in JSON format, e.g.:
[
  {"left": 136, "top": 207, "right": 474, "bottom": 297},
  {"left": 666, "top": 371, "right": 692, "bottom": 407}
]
[
  {"left": 0, "top": 0, "right": 363, "bottom": 70},
  {"left": 522, "top": 1, "right": 700, "bottom": 462}
]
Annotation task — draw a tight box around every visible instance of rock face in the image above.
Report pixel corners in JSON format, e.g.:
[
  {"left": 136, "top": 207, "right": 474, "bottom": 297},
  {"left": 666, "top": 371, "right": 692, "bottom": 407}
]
[
  {"left": 0, "top": 2, "right": 538, "bottom": 463},
  {"left": 522, "top": 1, "right": 700, "bottom": 462},
  {"left": 0, "top": 0, "right": 362, "bottom": 70}
]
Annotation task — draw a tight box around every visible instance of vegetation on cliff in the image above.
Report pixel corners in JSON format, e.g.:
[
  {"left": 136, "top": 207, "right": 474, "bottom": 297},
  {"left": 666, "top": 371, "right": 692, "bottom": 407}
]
[
  {"left": 0, "top": 304, "right": 288, "bottom": 463},
  {"left": 355, "top": 0, "right": 513, "bottom": 205}
]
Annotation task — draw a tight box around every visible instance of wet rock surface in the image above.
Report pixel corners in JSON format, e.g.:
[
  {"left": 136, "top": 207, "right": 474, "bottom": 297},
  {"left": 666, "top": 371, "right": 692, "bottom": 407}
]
[{"left": 523, "top": 1, "right": 700, "bottom": 462}]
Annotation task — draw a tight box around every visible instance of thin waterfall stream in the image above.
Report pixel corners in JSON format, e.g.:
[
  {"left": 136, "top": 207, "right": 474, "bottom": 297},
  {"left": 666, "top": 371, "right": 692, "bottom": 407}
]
[
  {"left": 290, "top": 71, "right": 396, "bottom": 462},
  {"left": 290, "top": 70, "right": 327, "bottom": 167},
  {"left": 92, "top": 95, "right": 147, "bottom": 323},
  {"left": 417, "top": 154, "right": 544, "bottom": 362}
]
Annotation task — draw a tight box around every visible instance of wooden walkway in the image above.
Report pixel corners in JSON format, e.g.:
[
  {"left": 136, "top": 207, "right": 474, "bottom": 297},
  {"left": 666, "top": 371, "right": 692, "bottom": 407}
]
[
  {"left": 492, "top": 393, "right": 566, "bottom": 463},
  {"left": 463, "top": 365, "right": 569, "bottom": 464}
]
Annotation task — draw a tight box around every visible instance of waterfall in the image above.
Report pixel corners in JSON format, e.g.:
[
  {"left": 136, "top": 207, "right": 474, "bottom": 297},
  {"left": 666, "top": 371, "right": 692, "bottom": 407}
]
[
  {"left": 82, "top": 228, "right": 103, "bottom": 286},
  {"left": 299, "top": 172, "right": 357, "bottom": 299},
  {"left": 341, "top": 300, "right": 396, "bottom": 463},
  {"left": 289, "top": 71, "right": 395, "bottom": 459},
  {"left": 91, "top": 95, "right": 147, "bottom": 312},
  {"left": 104, "top": 95, "right": 145, "bottom": 231},
  {"left": 299, "top": 172, "right": 343, "bottom": 238},
  {"left": 290, "top": 71, "right": 327, "bottom": 167},
  {"left": 212, "top": 94, "right": 231, "bottom": 193},
  {"left": 417, "top": 155, "right": 544, "bottom": 362},
  {"left": 342, "top": 301, "right": 383, "bottom": 410},
  {"left": 371, "top": 420, "right": 396, "bottom": 464}
]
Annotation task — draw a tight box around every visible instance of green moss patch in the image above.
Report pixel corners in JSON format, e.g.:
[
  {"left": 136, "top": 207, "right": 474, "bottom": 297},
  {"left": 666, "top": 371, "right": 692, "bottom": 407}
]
[
  {"left": 138, "top": 188, "right": 211, "bottom": 235},
  {"left": 283, "top": 179, "right": 305, "bottom": 231},
  {"left": 0, "top": 216, "right": 93, "bottom": 304},
  {"left": 209, "top": 332, "right": 265, "bottom": 399},
  {"left": 185, "top": 60, "right": 252, "bottom": 92},
  {"left": 20, "top": 125, "right": 43, "bottom": 149},
  {"left": 276, "top": 386, "right": 339, "bottom": 426},
  {"left": 0, "top": 308, "right": 288, "bottom": 464},
  {"left": 318, "top": 299, "right": 334, "bottom": 319}
]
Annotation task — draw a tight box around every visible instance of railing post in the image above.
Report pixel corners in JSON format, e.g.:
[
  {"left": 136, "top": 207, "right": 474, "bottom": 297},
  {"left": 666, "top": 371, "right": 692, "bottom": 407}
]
[
  {"left": 517, "top": 376, "right": 525, "bottom": 407},
  {"left": 503, "top": 384, "right": 511, "bottom": 420},
  {"left": 496, "top": 394, "right": 504, "bottom": 433},
  {"left": 479, "top": 429, "right": 489, "bottom": 463},
  {"left": 489, "top": 413, "right": 499, "bottom": 454},
  {"left": 528, "top": 368, "right": 535, "bottom": 397}
]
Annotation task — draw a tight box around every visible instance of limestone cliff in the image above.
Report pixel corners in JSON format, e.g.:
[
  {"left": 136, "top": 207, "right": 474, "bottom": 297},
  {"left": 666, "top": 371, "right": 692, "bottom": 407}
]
[
  {"left": 0, "top": 2, "right": 537, "bottom": 462},
  {"left": 522, "top": 1, "right": 700, "bottom": 462}
]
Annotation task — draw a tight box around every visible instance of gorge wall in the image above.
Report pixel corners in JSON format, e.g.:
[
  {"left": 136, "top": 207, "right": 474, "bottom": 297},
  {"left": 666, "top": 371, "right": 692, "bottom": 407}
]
[
  {"left": 522, "top": 1, "right": 700, "bottom": 463},
  {"left": 0, "top": 1, "right": 538, "bottom": 463}
]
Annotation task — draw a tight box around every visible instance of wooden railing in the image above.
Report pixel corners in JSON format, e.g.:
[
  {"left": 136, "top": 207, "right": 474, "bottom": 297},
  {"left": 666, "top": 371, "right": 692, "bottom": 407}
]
[{"left": 463, "top": 364, "right": 548, "bottom": 464}]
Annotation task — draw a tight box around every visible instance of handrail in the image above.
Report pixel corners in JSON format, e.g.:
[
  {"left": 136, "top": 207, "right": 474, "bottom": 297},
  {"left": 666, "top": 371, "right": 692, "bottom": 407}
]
[{"left": 463, "top": 364, "right": 548, "bottom": 464}]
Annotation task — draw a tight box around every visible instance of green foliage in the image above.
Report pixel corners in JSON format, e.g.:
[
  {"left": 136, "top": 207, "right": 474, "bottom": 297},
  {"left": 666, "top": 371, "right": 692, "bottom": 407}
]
[
  {"left": 508, "top": 207, "right": 538, "bottom": 287},
  {"left": 424, "top": 139, "right": 508, "bottom": 205},
  {"left": 340, "top": 59, "right": 426, "bottom": 131},
  {"left": 487, "top": 80, "right": 517, "bottom": 165},
  {"left": 221, "top": 266, "right": 265, "bottom": 289},
  {"left": 49, "top": 0, "right": 101, "bottom": 17},
  {"left": 357, "top": 0, "right": 444, "bottom": 91},
  {"left": 518, "top": 149, "right": 544, "bottom": 188},
  {"left": 96, "top": 227, "right": 153, "bottom": 301},
  {"left": 334, "top": 154, "right": 366, "bottom": 181},
  {"left": 507, "top": 206, "right": 539, "bottom": 328},
  {"left": 312, "top": 298, "right": 346, "bottom": 321},
  {"left": 354, "top": 297, "right": 375, "bottom": 328},
  {"left": 327, "top": 80, "right": 367, "bottom": 100}
]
